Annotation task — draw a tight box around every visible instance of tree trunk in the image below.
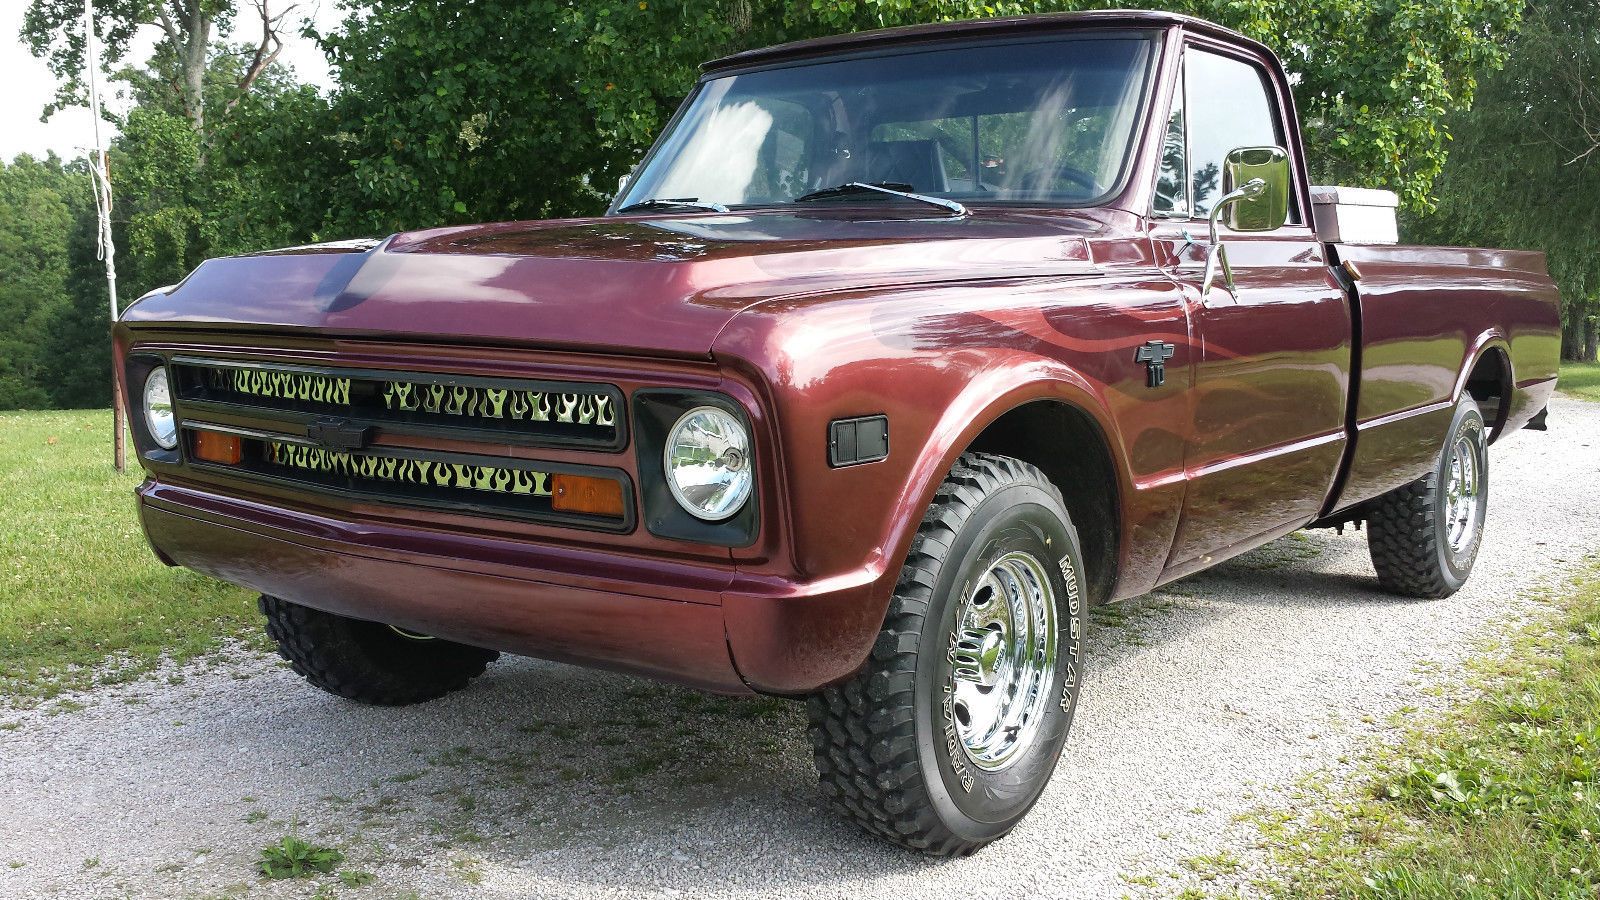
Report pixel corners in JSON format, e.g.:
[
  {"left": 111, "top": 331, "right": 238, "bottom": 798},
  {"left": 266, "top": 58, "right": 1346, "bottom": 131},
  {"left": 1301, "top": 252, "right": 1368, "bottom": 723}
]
[
  {"left": 1584, "top": 312, "right": 1599, "bottom": 363},
  {"left": 183, "top": 4, "right": 211, "bottom": 139},
  {"left": 1562, "top": 310, "right": 1584, "bottom": 360}
]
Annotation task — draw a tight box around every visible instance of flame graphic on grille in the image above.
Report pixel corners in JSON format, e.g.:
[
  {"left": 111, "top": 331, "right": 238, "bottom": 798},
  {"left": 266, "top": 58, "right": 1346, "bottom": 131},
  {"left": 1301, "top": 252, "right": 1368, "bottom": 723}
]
[
  {"left": 265, "top": 441, "right": 553, "bottom": 497},
  {"left": 201, "top": 364, "right": 618, "bottom": 434},
  {"left": 215, "top": 368, "right": 352, "bottom": 405},
  {"left": 379, "top": 381, "right": 614, "bottom": 426}
]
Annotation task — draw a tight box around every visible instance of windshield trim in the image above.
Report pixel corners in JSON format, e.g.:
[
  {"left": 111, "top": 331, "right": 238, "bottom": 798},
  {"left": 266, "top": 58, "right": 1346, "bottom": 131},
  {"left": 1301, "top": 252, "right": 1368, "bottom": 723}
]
[{"left": 608, "top": 29, "right": 1162, "bottom": 217}]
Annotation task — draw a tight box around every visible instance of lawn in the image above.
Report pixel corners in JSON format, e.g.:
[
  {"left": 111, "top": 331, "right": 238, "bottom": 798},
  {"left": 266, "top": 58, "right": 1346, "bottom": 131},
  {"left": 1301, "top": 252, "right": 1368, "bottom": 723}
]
[
  {"left": 1260, "top": 560, "right": 1600, "bottom": 899},
  {"left": 1559, "top": 361, "right": 1600, "bottom": 402},
  {"left": 0, "top": 409, "right": 259, "bottom": 706}
]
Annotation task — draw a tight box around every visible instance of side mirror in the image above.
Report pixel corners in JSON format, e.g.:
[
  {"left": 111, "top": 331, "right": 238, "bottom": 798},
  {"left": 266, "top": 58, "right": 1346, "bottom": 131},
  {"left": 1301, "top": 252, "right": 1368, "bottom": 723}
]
[
  {"left": 1222, "top": 146, "right": 1291, "bottom": 232},
  {"left": 1203, "top": 145, "right": 1291, "bottom": 297}
]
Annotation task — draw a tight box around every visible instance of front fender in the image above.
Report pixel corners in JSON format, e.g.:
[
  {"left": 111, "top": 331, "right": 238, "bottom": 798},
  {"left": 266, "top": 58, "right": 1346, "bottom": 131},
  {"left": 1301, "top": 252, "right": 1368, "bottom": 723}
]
[
  {"left": 712, "top": 273, "right": 1191, "bottom": 694},
  {"left": 719, "top": 354, "right": 1128, "bottom": 694}
]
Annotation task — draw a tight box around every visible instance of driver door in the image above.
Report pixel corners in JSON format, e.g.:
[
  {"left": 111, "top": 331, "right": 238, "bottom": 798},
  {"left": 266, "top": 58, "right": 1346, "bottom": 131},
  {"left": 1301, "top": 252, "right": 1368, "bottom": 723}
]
[{"left": 1152, "top": 44, "right": 1353, "bottom": 576}]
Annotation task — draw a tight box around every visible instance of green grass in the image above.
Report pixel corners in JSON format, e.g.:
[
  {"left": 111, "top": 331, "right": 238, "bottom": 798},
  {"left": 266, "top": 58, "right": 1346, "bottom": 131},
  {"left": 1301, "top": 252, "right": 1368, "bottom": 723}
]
[
  {"left": 1258, "top": 561, "right": 1600, "bottom": 899},
  {"left": 1558, "top": 361, "right": 1600, "bottom": 402},
  {"left": 0, "top": 409, "right": 259, "bottom": 706}
]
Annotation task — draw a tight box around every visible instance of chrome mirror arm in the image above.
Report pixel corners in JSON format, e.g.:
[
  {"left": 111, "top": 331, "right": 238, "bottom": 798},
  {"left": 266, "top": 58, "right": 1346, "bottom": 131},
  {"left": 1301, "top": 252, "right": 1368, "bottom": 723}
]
[{"left": 1201, "top": 177, "right": 1267, "bottom": 298}]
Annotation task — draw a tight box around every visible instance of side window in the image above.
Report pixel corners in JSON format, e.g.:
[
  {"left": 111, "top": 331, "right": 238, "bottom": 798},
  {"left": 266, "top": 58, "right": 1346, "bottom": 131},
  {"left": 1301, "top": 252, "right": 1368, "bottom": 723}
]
[
  {"left": 1183, "top": 50, "right": 1282, "bottom": 217},
  {"left": 1152, "top": 79, "right": 1187, "bottom": 216}
]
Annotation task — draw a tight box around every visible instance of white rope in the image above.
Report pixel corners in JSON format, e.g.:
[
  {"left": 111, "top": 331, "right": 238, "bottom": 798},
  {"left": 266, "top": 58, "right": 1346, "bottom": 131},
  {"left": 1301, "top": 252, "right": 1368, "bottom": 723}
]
[{"left": 83, "top": 0, "right": 118, "bottom": 314}]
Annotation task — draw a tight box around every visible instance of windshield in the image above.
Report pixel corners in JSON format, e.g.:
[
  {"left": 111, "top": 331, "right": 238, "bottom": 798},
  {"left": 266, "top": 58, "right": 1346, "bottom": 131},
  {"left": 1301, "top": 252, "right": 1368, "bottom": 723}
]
[{"left": 616, "top": 35, "right": 1156, "bottom": 212}]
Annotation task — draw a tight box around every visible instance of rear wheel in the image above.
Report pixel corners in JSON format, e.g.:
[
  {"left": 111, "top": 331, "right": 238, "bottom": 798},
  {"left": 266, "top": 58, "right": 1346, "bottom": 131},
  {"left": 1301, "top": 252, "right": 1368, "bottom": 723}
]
[
  {"left": 807, "top": 453, "right": 1085, "bottom": 856},
  {"left": 260, "top": 595, "right": 498, "bottom": 705},
  {"left": 1366, "top": 395, "right": 1488, "bottom": 599}
]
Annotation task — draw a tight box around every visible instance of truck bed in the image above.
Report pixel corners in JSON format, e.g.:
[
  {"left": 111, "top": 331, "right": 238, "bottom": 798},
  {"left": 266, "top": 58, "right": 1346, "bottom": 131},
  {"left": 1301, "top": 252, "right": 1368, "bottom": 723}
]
[{"left": 1326, "top": 242, "right": 1560, "bottom": 514}]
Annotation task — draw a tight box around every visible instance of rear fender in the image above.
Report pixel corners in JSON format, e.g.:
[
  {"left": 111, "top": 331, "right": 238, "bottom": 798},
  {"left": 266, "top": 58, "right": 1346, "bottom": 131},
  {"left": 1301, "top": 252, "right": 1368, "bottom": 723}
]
[{"left": 1453, "top": 332, "right": 1514, "bottom": 439}]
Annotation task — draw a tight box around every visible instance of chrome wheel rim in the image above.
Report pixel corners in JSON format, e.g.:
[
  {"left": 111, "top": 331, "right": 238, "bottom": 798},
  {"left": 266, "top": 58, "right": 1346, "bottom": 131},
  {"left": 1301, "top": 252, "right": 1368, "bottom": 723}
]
[
  {"left": 949, "top": 551, "right": 1059, "bottom": 771},
  {"left": 1443, "top": 434, "right": 1482, "bottom": 554}
]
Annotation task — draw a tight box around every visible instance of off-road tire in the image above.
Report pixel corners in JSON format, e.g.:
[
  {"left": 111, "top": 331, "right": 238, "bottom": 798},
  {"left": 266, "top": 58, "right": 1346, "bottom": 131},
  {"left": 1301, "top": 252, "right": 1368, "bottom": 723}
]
[
  {"left": 806, "top": 452, "right": 1087, "bottom": 856},
  {"left": 260, "top": 595, "right": 498, "bottom": 705},
  {"left": 1366, "top": 395, "right": 1488, "bottom": 599}
]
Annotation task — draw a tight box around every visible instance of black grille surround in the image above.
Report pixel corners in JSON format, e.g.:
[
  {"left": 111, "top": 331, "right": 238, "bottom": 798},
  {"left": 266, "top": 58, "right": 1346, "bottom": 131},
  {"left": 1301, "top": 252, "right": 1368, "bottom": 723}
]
[
  {"left": 148, "top": 355, "right": 636, "bottom": 533},
  {"left": 179, "top": 424, "right": 635, "bottom": 532},
  {"left": 170, "top": 356, "right": 626, "bottom": 451}
]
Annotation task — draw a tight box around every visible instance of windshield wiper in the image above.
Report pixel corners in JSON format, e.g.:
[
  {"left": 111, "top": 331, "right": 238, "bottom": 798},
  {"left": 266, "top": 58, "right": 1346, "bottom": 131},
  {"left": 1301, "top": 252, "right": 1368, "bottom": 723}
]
[
  {"left": 615, "top": 197, "right": 728, "bottom": 214},
  {"left": 794, "top": 181, "right": 967, "bottom": 216}
]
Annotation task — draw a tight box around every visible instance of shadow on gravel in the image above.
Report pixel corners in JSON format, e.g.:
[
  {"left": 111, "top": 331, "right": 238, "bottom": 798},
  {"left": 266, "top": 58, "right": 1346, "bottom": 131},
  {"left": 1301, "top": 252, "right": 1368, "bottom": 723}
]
[
  {"left": 213, "top": 528, "right": 1413, "bottom": 894},
  {"left": 2, "top": 526, "right": 1426, "bottom": 897},
  {"left": 243, "top": 652, "right": 946, "bottom": 893}
]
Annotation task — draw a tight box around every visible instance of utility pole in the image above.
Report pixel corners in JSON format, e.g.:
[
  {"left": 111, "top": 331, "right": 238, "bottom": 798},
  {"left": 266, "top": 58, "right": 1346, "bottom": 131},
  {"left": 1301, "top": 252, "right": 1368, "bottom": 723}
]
[{"left": 83, "top": 0, "right": 124, "bottom": 471}]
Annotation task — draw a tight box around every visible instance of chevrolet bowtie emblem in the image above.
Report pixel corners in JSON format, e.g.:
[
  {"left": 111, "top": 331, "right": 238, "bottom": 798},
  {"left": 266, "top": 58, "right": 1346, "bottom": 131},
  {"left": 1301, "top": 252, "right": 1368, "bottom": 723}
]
[
  {"left": 1134, "top": 340, "right": 1176, "bottom": 388},
  {"left": 305, "top": 417, "right": 373, "bottom": 451}
]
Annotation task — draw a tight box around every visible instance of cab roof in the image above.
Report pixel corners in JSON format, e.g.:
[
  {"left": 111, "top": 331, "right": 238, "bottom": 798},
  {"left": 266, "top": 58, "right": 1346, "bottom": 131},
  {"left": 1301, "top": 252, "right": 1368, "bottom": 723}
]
[{"left": 702, "top": 9, "right": 1263, "bottom": 74}]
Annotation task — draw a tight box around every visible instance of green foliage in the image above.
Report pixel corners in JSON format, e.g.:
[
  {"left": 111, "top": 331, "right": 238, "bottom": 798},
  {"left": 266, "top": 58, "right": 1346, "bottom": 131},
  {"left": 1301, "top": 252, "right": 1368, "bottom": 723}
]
[
  {"left": 24, "top": 0, "right": 269, "bottom": 133},
  {"left": 256, "top": 835, "right": 345, "bottom": 880},
  {"left": 0, "top": 0, "right": 1543, "bottom": 406},
  {"left": 280, "top": 0, "right": 1519, "bottom": 236},
  {"left": 39, "top": 207, "right": 116, "bottom": 409},
  {"left": 0, "top": 155, "right": 92, "bottom": 408},
  {"left": 1406, "top": 0, "right": 1600, "bottom": 359},
  {"left": 303, "top": 0, "right": 740, "bottom": 233},
  {"left": 20, "top": 0, "right": 175, "bottom": 120}
]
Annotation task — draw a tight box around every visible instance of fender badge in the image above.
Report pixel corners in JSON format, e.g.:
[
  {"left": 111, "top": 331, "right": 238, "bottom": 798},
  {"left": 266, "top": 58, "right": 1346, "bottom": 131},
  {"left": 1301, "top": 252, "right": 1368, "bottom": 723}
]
[{"left": 1134, "top": 340, "right": 1176, "bottom": 388}]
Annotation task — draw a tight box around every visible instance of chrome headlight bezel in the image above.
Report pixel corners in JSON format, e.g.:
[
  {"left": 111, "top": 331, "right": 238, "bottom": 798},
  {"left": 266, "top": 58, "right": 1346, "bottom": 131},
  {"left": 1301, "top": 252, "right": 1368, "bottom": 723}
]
[
  {"left": 142, "top": 366, "right": 178, "bottom": 450},
  {"left": 662, "top": 405, "right": 753, "bottom": 522}
]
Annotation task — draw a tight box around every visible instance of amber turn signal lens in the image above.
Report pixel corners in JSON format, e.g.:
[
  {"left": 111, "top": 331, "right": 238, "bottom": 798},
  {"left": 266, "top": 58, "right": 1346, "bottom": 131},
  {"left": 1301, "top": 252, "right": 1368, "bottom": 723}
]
[
  {"left": 551, "top": 473, "right": 625, "bottom": 518},
  {"left": 193, "top": 430, "right": 242, "bottom": 465}
]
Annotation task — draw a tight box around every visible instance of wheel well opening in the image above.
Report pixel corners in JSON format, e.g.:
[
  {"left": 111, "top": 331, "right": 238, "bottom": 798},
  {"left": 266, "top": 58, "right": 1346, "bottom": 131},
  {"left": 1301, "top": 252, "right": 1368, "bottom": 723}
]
[
  {"left": 966, "top": 401, "right": 1119, "bottom": 605},
  {"left": 1465, "top": 348, "right": 1512, "bottom": 440}
]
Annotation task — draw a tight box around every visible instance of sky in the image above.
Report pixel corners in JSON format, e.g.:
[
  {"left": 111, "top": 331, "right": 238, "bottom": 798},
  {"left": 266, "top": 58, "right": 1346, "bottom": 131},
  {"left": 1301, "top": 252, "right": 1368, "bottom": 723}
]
[{"left": 0, "top": 1, "right": 344, "bottom": 163}]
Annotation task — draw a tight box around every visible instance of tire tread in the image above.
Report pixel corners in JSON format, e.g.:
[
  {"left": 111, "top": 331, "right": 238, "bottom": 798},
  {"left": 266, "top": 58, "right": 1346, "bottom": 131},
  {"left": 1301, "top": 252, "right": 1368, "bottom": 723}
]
[
  {"left": 805, "top": 452, "right": 1067, "bottom": 856},
  {"left": 260, "top": 595, "right": 496, "bottom": 706}
]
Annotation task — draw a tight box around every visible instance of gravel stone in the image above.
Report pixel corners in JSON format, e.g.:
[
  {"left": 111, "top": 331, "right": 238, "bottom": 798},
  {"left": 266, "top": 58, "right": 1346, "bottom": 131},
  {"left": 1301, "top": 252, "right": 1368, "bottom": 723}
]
[{"left": 1, "top": 396, "right": 1595, "bottom": 899}]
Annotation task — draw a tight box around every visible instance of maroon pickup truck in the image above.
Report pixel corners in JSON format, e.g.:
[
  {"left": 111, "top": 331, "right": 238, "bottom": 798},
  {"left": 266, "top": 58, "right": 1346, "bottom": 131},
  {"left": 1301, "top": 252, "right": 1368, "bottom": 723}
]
[{"left": 115, "top": 10, "right": 1558, "bottom": 854}]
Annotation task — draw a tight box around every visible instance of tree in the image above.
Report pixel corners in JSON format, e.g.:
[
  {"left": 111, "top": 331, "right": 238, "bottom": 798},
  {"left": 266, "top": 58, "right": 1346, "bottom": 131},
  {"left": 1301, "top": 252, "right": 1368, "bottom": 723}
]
[
  {"left": 1407, "top": 0, "right": 1600, "bottom": 360},
  {"left": 282, "top": 0, "right": 1520, "bottom": 239},
  {"left": 0, "top": 155, "right": 87, "bottom": 408},
  {"left": 23, "top": 0, "right": 302, "bottom": 137},
  {"left": 43, "top": 194, "right": 117, "bottom": 408}
]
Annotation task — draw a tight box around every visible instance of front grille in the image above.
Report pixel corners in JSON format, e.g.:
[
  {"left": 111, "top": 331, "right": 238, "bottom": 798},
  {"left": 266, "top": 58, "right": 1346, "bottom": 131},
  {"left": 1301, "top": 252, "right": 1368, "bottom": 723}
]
[
  {"left": 183, "top": 426, "right": 633, "bottom": 531},
  {"left": 171, "top": 357, "right": 624, "bottom": 450}
]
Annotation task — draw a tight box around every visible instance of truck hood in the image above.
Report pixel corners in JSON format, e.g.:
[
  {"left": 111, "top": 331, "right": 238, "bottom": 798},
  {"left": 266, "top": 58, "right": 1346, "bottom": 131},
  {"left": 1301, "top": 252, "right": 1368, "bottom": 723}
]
[{"left": 121, "top": 208, "right": 1117, "bottom": 358}]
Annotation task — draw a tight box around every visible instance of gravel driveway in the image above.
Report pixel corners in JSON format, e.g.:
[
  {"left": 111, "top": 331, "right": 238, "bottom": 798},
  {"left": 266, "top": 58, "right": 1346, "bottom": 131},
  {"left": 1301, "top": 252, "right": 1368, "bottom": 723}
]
[{"left": 2, "top": 396, "right": 1595, "bottom": 900}]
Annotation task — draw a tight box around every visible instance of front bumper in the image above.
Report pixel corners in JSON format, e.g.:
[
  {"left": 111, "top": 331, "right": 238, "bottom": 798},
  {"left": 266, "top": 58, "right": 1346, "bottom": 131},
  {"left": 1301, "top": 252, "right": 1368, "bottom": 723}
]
[{"left": 137, "top": 479, "right": 882, "bottom": 695}]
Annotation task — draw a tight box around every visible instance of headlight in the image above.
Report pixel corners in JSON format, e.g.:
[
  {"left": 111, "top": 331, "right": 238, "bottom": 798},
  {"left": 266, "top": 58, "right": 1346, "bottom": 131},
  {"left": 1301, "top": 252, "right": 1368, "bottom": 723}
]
[
  {"left": 663, "top": 406, "right": 752, "bottom": 521},
  {"left": 143, "top": 367, "right": 178, "bottom": 450}
]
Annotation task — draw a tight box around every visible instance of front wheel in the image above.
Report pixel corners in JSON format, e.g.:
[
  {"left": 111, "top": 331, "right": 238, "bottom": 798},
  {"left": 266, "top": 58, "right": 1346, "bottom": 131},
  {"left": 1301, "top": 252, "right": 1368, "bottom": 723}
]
[
  {"left": 1366, "top": 395, "right": 1488, "bottom": 598},
  {"left": 807, "top": 453, "right": 1086, "bottom": 856}
]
